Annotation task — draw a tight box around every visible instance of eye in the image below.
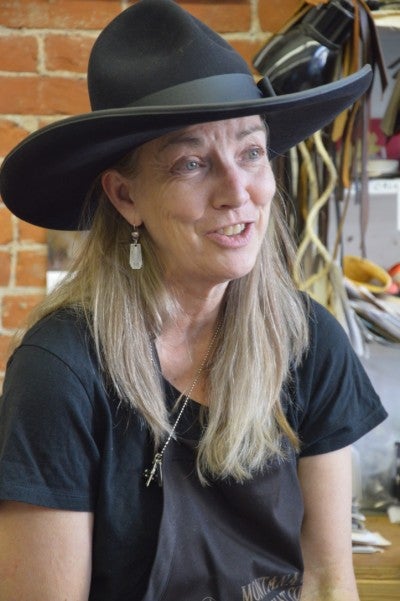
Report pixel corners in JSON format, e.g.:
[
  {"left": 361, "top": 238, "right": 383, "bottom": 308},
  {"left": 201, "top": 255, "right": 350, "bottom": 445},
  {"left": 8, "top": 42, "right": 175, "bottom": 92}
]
[
  {"left": 245, "top": 146, "right": 264, "bottom": 160},
  {"left": 185, "top": 159, "right": 200, "bottom": 171},
  {"left": 171, "top": 157, "right": 205, "bottom": 174}
]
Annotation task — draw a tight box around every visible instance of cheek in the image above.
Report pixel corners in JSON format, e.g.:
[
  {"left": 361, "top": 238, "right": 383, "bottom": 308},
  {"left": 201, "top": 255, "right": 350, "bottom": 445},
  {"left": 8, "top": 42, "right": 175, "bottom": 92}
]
[
  {"left": 253, "top": 166, "right": 276, "bottom": 205},
  {"left": 138, "top": 197, "right": 203, "bottom": 247},
  {"left": 145, "top": 193, "right": 206, "bottom": 230},
  {"left": 254, "top": 190, "right": 275, "bottom": 227},
  {"left": 257, "top": 179, "right": 275, "bottom": 232},
  {"left": 151, "top": 204, "right": 202, "bottom": 231},
  {"left": 259, "top": 204, "right": 272, "bottom": 238},
  {"left": 265, "top": 168, "right": 277, "bottom": 198}
]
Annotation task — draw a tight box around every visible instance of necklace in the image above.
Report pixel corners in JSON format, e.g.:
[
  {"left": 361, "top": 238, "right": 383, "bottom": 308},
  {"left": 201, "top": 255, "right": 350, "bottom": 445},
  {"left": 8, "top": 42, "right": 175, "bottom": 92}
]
[{"left": 144, "top": 321, "right": 221, "bottom": 487}]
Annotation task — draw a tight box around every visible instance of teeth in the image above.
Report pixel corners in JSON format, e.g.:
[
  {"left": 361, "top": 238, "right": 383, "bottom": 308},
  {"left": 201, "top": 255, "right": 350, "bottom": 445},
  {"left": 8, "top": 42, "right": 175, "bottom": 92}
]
[{"left": 219, "top": 224, "right": 245, "bottom": 236}]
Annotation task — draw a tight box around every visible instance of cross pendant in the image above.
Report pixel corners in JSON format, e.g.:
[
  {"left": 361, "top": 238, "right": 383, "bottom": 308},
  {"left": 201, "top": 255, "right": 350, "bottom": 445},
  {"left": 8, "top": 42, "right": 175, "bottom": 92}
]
[{"left": 144, "top": 452, "right": 163, "bottom": 487}]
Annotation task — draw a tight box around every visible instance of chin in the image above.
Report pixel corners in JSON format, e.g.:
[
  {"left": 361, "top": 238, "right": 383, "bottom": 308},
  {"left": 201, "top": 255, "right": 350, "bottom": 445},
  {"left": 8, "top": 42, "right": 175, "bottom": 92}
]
[{"left": 215, "top": 261, "right": 258, "bottom": 283}]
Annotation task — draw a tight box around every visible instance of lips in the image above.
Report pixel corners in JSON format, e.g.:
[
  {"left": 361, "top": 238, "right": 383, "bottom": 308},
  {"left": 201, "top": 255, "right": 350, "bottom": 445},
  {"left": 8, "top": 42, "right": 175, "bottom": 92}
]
[{"left": 206, "top": 221, "right": 254, "bottom": 248}]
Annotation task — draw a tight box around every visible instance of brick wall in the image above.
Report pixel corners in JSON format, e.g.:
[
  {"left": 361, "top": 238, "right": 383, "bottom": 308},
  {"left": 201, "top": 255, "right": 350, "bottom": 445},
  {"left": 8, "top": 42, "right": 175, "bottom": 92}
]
[{"left": 0, "top": 0, "right": 302, "bottom": 385}]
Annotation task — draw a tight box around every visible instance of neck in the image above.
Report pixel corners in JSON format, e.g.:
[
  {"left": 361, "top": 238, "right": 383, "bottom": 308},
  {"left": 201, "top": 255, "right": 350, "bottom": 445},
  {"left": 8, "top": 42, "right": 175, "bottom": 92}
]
[
  {"left": 163, "top": 280, "right": 226, "bottom": 342},
  {"left": 156, "top": 288, "right": 224, "bottom": 404}
]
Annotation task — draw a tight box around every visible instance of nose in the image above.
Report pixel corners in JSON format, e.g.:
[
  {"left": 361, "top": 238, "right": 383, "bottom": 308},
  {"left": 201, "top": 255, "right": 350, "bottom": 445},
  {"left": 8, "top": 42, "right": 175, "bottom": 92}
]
[{"left": 210, "top": 163, "right": 250, "bottom": 209}]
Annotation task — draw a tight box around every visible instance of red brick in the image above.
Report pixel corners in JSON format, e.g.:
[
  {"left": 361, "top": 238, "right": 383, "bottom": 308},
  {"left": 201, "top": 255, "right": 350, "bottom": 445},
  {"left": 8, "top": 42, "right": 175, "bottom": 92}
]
[
  {"left": 45, "top": 34, "right": 94, "bottom": 73},
  {"left": 2, "top": 293, "right": 44, "bottom": 329},
  {"left": 0, "top": 251, "right": 11, "bottom": 286},
  {"left": 0, "top": 206, "right": 13, "bottom": 245},
  {"left": 16, "top": 249, "right": 47, "bottom": 287},
  {"left": 0, "top": 334, "right": 14, "bottom": 373},
  {"left": 181, "top": 1, "right": 251, "bottom": 33},
  {"left": 0, "top": 119, "right": 30, "bottom": 157},
  {"left": 0, "top": 0, "right": 121, "bottom": 30},
  {"left": 0, "top": 35, "right": 38, "bottom": 72},
  {"left": 258, "top": 0, "right": 303, "bottom": 33},
  {"left": 18, "top": 220, "right": 46, "bottom": 244},
  {"left": 0, "top": 76, "right": 89, "bottom": 115}
]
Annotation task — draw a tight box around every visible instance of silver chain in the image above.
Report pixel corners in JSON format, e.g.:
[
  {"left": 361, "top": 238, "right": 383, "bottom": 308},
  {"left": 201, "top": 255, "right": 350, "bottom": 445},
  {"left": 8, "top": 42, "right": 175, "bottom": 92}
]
[{"left": 144, "top": 320, "right": 222, "bottom": 487}]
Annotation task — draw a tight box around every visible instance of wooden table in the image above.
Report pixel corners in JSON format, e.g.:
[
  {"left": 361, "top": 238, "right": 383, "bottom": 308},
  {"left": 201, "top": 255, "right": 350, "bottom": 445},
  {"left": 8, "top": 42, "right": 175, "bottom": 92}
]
[{"left": 353, "top": 514, "right": 400, "bottom": 601}]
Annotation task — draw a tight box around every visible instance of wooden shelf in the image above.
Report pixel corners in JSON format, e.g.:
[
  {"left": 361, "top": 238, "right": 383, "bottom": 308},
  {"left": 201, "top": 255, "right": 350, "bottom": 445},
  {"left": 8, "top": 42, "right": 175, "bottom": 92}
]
[{"left": 354, "top": 514, "right": 400, "bottom": 601}]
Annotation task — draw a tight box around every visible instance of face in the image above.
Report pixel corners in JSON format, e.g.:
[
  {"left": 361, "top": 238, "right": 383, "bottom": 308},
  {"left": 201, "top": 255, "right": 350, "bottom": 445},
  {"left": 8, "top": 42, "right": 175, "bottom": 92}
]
[{"left": 115, "top": 115, "right": 275, "bottom": 292}]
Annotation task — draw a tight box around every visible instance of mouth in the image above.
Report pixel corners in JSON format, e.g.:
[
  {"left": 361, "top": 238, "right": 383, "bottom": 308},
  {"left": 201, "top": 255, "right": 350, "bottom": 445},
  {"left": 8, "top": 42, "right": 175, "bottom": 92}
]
[
  {"left": 206, "top": 222, "right": 254, "bottom": 248},
  {"left": 216, "top": 223, "right": 246, "bottom": 236}
]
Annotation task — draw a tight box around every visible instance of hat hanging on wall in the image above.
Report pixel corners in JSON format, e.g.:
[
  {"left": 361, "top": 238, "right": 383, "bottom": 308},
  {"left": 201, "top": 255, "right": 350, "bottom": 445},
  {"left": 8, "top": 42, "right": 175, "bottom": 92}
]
[
  {"left": 253, "top": 0, "right": 355, "bottom": 94},
  {"left": 252, "top": 0, "right": 387, "bottom": 190},
  {"left": 0, "top": 0, "right": 372, "bottom": 230}
]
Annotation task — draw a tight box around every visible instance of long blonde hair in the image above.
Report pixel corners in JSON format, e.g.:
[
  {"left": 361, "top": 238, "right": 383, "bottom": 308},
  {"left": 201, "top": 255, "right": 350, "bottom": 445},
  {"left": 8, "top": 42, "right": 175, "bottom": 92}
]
[{"left": 21, "top": 152, "right": 309, "bottom": 483}]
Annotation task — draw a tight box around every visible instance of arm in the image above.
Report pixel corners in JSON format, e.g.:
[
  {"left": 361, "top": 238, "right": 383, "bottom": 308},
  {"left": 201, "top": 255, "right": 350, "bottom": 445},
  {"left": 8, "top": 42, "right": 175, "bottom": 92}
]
[
  {"left": 0, "top": 500, "right": 93, "bottom": 601},
  {"left": 298, "top": 446, "right": 360, "bottom": 601}
]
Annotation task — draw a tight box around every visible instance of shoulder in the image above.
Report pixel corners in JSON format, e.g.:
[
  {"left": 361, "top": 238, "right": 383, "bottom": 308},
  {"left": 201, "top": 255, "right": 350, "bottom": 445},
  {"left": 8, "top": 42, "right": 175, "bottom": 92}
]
[
  {"left": 21, "top": 307, "right": 93, "bottom": 360},
  {"left": 307, "top": 297, "right": 349, "bottom": 346},
  {"left": 301, "top": 297, "right": 357, "bottom": 375},
  {"left": 11, "top": 308, "right": 98, "bottom": 390},
  {"left": 287, "top": 298, "right": 387, "bottom": 455},
  {"left": 298, "top": 297, "right": 371, "bottom": 391},
  {"left": 0, "top": 310, "right": 106, "bottom": 510},
  {"left": 3, "top": 308, "right": 104, "bottom": 411}
]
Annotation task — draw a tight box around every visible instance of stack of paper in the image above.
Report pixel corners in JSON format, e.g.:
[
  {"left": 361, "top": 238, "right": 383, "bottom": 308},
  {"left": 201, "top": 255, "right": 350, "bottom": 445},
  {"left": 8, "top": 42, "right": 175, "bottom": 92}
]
[
  {"left": 352, "top": 508, "right": 392, "bottom": 554},
  {"left": 345, "top": 280, "right": 400, "bottom": 344}
]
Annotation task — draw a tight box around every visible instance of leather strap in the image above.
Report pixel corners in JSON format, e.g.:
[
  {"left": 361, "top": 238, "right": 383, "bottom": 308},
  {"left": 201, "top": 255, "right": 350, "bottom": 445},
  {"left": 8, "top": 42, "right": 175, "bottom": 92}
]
[
  {"left": 331, "top": 41, "right": 352, "bottom": 142},
  {"left": 381, "top": 70, "right": 400, "bottom": 136},
  {"left": 358, "top": 0, "right": 388, "bottom": 91},
  {"left": 352, "top": 0, "right": 361, "bottom": 73}
]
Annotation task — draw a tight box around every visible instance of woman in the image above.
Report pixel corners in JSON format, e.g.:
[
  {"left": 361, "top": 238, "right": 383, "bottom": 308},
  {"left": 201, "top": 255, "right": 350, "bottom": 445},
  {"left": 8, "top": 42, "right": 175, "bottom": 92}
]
[{"left": 0, "top": 1, "right": 387, "bottom": 600}]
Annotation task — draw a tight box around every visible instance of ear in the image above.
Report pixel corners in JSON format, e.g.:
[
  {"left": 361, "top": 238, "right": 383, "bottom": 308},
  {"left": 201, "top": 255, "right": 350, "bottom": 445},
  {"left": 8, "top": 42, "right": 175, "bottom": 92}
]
[{"left": 101, "top": 170, "right": 143, "bottom": 226}]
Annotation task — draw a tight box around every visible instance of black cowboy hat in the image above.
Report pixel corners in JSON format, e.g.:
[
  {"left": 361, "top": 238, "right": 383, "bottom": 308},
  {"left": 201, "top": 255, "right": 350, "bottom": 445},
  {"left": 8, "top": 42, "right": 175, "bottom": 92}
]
[{"left": 0, "top": 0, "right": 372, "bottom": 231}]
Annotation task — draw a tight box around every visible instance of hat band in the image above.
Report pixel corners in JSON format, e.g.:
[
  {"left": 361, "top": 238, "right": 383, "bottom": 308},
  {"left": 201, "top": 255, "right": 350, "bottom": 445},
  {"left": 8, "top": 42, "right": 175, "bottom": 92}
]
[{"left": 127, "top": 73, "right": 262, "bottom": 108}]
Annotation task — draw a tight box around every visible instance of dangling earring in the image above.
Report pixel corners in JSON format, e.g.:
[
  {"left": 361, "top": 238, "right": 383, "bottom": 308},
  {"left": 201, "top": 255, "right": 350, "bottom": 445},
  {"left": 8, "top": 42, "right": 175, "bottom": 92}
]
[{"left": 129, "top": 225, "right": 143, "bottom": 269}]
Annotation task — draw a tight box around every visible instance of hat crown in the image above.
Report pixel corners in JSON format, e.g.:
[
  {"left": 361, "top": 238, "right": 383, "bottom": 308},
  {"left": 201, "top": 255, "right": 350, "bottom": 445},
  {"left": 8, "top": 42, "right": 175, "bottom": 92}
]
[
  {"left": 88, "top": 0, "right": 251, "bottom": 111},
  {"left": 0, "top": 0, "right": 372, "bottom": 231}
]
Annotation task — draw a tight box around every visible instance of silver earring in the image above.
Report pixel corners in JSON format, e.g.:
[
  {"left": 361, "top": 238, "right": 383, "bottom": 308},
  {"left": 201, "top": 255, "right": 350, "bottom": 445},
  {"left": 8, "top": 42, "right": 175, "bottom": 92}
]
[{"left": 129, "top": 225, "right": 143, "bottom": 269}]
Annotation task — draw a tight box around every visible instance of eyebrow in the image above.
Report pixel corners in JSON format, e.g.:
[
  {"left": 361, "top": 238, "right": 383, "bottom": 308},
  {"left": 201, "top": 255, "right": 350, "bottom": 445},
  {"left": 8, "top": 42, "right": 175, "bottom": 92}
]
[
  {"left": 159, "top": 123, "right": 267, "bottom": 152},
  {"left": 160, "top": 134, "right": 202, "bottom": 152},
  {"left": 237, "top": 123, "right": 267, "bottom": 140}
]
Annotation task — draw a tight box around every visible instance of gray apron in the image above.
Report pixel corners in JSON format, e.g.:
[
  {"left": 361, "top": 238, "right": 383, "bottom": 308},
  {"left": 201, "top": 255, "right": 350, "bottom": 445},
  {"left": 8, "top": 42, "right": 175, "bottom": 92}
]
[{"left": 142, "top": 423, "right": 304, "bottom": 601}]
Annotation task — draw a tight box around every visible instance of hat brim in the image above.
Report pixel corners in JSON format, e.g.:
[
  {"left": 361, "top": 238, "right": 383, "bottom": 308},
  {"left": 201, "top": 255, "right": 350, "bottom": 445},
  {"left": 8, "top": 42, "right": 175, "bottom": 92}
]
[{"left": 0, "top": 66, "right": 372, "bottom": 230}]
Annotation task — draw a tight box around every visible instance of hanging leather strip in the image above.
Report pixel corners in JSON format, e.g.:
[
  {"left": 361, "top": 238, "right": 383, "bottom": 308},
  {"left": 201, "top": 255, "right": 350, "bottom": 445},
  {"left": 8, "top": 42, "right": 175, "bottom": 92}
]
[
  {"left": 352, "top": 0, "right": 361, "bottom": 74},
  {"left": 358, "top": 4, "right": 374, "bottom": 258},
  {"left": 358, "top": 0, "right": 388, "bottom": 92}
]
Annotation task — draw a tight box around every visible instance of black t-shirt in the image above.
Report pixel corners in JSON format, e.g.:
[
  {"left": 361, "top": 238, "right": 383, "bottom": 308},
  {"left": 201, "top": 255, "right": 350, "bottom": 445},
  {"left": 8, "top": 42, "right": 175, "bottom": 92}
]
[{"left": 0, "top": 300, "right": 387, "bottom": 600}]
